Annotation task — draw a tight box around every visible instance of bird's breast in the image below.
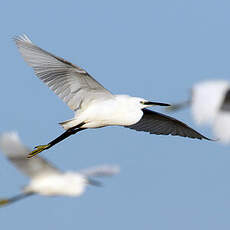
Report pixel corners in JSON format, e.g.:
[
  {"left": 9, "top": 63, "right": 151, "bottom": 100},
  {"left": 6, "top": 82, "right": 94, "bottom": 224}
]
[{"left": 80, "top": 99, "right": 143, "bottom": 128}]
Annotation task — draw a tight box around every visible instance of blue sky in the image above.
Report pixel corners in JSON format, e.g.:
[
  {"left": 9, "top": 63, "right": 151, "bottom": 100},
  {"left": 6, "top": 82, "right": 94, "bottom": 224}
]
[{"left": 1, "top": 0, "right": 230, "bottom": 229}]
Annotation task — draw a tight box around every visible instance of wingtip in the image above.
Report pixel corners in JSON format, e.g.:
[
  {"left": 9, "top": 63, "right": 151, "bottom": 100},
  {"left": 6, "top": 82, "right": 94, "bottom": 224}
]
[
  {"left": 0, "top": 131, "right": 21, "bottom": 153},
  {"left": 207, "top": 137, "right": 218, "bottom": 142},
  {"left": 194, "top": 133, "right": 214, "bottom": 141},
  {"left": 108, "top": 165, "right": 120, "bottom": 175},
  {"left": 0, "top": 131, "right": 19, "bottom": 141},
  {"left": 13, "top": 34, "right": 32, "bottom": 44}
]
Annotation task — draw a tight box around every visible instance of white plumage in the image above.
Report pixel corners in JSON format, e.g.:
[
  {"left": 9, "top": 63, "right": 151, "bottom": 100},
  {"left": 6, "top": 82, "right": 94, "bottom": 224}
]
[
  {"left": 168, "top": 80, "right": 230, "bottom": 144},
  {"left": 0, "top": 132, "right": 119, "bottom": 205},
  {"left": 14, "top": 34, "right": 210, "bottom": 157},
  {"left": 213, "top": 111, "right": 230, "bottom": 144},
  {"left": 24, "top": 173, "right": 87, "bottom": 196},
  {"left": 191, "top": 80, "right": 230, "bottom": 125}
]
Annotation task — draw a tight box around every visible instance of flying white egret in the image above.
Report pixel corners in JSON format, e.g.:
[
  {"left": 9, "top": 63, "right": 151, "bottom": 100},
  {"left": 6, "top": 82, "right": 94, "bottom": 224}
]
[
  {"left": 166, "top": 80, "right": 230, "bottom": 143},
  {"left": 0, "top": 132, "right": 119, "bottom": 207},
  {"left": 14, "top": 35, "right": 210, "bottom": 157}
]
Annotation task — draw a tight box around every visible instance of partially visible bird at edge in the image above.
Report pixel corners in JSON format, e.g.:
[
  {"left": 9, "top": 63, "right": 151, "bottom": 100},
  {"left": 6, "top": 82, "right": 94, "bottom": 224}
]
[{"left": 166, "top": 80, "right": 230, "bottom": 143}]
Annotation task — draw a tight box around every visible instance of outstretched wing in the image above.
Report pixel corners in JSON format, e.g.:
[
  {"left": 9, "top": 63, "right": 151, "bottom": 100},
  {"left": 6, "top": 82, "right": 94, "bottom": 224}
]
[
  {"left": 125, "top": 109, "right": 211, "bottom": 140},
  {"left": 14, "top": 34, "right": 112, "bottom": 111},
  {"left": 80, "top": 165, "right": 120, "bottom": 177},
  {"left": 0, "top": 132, "right": 60, "bottom": 178}
]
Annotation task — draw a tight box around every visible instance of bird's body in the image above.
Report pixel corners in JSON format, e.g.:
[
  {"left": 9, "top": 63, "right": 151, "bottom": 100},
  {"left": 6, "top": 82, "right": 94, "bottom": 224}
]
[
  {"left": 0, "top": 132, "right": 119, "bottom": 206},
  {"left": 24, "top": 172, "right": 87, "bottom": 196},
  {"left": 14, "top": 34, "right": 210, "bottom": 157},
  {"left": 62, "top": 95, "right": 145, "bottom": 130}
]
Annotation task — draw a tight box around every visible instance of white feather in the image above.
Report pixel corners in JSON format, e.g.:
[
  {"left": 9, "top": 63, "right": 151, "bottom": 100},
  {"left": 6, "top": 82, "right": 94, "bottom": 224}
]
[
  {"left": 0, "top": 131, "right": 28, "bottom": 157},
  {"left": 24, "top": 173, "right": 87, "bottom": 196},
  {"left": 0, "top": 132, "right": 119, "bottom": 197},
  {"left": 191, "top": 80, "right": 230, "bottom": 125},
  {"left": 213, "top": 111, "right": 230, "bottom": 143},
  {"left": 80, "top": 164, "right": 120, "bottom": 177}
]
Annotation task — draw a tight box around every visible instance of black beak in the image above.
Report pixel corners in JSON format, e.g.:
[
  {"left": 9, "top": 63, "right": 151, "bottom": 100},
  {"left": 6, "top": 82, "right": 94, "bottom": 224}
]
[
  {"left": 88, "top": 178, "right": 103, "bottom": 187},
  {"left": 142, "top": 101, "right": 171, "bottom": 106}
]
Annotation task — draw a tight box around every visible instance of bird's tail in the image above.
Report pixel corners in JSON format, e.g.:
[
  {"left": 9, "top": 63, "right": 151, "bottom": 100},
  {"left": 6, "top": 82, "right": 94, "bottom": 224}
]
[
  {"left": 0, "top": 192, "right": 34, "bottom": 207},
  {"left": 59, "top": 118, "right": 79, "bottom": 130}
]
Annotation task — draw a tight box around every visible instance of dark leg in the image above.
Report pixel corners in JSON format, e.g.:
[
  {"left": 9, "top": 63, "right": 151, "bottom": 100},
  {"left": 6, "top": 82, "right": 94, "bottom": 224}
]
[
  {"left": 0, "top": 192, "right": 34, "bottom": 207},
  {"left": 27, "top": 123, "right": 86, "bottom": 158},
  {"left": 46, "top": 127, "right": 86, "bottom": 149}
]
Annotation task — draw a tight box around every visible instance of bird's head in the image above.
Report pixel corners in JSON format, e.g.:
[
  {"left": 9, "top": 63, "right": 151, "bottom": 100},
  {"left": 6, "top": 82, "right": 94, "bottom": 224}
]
[{"left": 115, "top": 95, "right": 170, "bottom": 109}]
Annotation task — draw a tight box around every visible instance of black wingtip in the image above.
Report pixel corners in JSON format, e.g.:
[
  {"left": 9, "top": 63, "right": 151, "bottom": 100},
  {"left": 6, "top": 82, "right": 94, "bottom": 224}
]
[
  {"left": 206, "top": 137, "right": 218, "bottom": 142},
  {"left": 88, "top": 178, "right": 103, "bottom": 187}
]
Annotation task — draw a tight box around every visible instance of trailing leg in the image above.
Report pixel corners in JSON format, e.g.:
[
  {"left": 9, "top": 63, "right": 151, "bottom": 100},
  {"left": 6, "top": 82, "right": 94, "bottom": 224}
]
[
  {"left": 27, "top": 123, "right": 86, "bottom": 158},
  {"left": 0, "top": 192, "right": 34, "bottom": 207}
]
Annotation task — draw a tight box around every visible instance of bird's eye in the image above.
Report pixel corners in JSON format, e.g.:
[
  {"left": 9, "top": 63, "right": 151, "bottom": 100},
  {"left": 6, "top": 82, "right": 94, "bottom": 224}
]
[{"left": 140, "top": 101, "right": 145, "bottom": 104}]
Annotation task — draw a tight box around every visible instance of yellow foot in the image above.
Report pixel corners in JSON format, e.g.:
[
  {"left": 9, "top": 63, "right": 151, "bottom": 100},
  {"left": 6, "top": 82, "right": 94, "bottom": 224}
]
[
  {"left": 27, "top": 144, "right": 51, "bottom": 158},
  {"left": 0, "top": 199, "right": 9, "bottom": 207}
]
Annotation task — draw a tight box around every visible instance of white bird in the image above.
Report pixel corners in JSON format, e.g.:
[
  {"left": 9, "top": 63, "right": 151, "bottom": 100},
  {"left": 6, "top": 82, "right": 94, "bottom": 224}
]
[
  {"left": 0, "top": 132, "right": 119, "bottom": 207},
  {"left": 166, "top": 80, "right": 230, "bottom": 143},
  {"left": 14, "top": 35, "right": 210, "bottom": 157}
]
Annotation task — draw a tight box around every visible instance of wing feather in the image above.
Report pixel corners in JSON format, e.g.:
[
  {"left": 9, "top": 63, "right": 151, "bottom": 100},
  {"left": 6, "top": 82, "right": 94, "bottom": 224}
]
[
  {"left": 126, "top": 109, "right": 211, "bottom": 140},
  {"left": 14, "top": 34, "right": 112, "bottom": 111},
  {"left": 80, "top": 165, "right": 120, "bottom": 177},
  {"left": 0, "top": 132, "right": 60, "bottom": 178}
]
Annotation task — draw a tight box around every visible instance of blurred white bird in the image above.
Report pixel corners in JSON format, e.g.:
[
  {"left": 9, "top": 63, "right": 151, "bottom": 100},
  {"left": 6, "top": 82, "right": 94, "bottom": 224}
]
[
  {"left": 0, "top": 132, "right": 119, "bottom": 207},
  {"left": 14, "top": 35, "right": 210, "bottom": 157},
  {"left": 166, "top": 80, "right": 230, "bottom": 143}
]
